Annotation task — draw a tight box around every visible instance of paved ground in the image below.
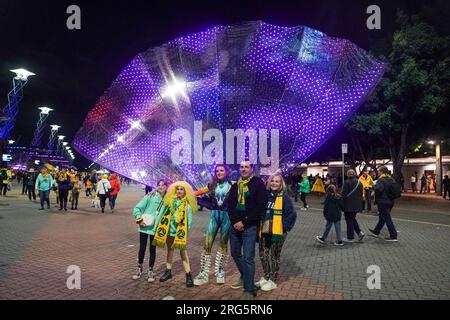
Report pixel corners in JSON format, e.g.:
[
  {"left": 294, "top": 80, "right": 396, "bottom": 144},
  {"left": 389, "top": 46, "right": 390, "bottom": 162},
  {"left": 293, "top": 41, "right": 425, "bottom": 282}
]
[{"left": 0, "top": 183, "right": 449, "bottom": 300}]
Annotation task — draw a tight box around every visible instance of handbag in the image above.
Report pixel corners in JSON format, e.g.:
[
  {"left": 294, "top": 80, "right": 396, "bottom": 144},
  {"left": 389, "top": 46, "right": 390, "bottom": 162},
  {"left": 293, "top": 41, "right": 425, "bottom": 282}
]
[
  {"left": 108, "top": 180, "right": 114, "bottom": 193},
  {"left": 141, "top": 214, "right": 155, "bottom": 228}
]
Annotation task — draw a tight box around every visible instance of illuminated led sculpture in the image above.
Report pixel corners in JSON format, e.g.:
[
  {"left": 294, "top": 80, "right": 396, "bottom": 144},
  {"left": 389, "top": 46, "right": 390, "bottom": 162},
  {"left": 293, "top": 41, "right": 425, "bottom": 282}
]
[{"left": 74, "top": 21, "right": 385, "bottom": 188}]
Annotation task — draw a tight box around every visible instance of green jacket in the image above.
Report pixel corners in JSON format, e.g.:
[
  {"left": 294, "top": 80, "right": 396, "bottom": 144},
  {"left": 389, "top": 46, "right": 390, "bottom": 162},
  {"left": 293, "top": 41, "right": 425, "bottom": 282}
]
[
  {"left": 35, "top": 173, "right": 53, "bottom": 191},
  {"left": 298, "top": 177, "right": 311, "bottom": 194},
  {"left": 132, "top": 193, "right": 164, "bottom": 235}
]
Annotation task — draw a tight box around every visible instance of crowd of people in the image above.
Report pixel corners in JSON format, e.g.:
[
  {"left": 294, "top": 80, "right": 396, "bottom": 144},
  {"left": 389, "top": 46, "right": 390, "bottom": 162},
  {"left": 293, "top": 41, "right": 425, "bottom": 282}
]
[
  {"left": 3, "top": 166, "right": 123, "bottom": 213},
  {"left": 128, "top": 161, "right": 404, "bottom": 300},
  {"left": 2, "top": 160, "right": 448, "bottom": 301}
]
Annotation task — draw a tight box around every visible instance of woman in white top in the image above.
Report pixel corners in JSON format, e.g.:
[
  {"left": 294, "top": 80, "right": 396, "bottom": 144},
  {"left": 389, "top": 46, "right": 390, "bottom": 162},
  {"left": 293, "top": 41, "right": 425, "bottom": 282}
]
[{"left": 96, "top": 174, "right": 112, "bottom": 213}]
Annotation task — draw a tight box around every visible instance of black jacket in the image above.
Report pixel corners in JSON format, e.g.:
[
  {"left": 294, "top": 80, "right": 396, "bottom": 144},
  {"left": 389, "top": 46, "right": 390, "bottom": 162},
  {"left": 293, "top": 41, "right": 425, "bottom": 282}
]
[
  {"left": 323, "top": 195, "right": 344, "bottom": 222},
  {"left": 375, "top": 176, "right": 394, "bottom": 206},
  {"left": 442, "top": 177, "right": 450, "bottom": 189},
  {"left": 342, "top": 177, "right": 363, "bottom": 213},
  {"left": 227, "top": 176, "right": 268, "bottom": 228}
]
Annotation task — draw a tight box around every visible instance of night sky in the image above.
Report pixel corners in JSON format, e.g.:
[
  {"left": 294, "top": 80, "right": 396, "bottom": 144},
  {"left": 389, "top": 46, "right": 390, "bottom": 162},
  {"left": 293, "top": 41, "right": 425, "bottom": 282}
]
[{"left": 0, "top": 0, "right": 428, "bottom": 168}]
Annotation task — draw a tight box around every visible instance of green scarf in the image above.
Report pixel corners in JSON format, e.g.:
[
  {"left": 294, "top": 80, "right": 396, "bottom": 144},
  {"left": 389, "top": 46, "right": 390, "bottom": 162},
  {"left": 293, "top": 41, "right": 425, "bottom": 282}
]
[{"left": 236, "top": 176, "right": 252, "bottom": 211}]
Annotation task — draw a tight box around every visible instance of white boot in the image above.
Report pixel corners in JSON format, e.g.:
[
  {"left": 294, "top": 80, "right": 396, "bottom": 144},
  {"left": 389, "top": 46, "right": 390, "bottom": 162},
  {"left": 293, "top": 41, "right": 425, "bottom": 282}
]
[
  {"left": 214, "top": 251, "right": 228, "bottom": 284},
  {"left": 194, "top": 253, "right": 211, "bottom": 286}
]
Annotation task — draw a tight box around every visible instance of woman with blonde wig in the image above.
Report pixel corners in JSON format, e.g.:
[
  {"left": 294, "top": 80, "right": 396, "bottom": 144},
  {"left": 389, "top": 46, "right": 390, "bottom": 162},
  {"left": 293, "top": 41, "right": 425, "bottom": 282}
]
[{"left": 153, "top": 181, "right": 197, "bottom": 287}]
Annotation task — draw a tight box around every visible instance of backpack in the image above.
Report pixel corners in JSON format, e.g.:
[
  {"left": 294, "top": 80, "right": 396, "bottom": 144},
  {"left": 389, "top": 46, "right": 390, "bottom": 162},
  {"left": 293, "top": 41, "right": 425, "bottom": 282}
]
[{"left": 386, "top": 177, "right": 402, "bottom": 200}]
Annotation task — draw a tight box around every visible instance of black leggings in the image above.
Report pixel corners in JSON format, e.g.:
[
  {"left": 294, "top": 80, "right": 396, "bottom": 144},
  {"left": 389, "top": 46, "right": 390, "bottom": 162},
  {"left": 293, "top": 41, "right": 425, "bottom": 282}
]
[
  {"left": 138, "top": 233, "right": 156, "bottom": 269},
  {"left": 300, "top": 192, "right": 307, "bottom": 208}
]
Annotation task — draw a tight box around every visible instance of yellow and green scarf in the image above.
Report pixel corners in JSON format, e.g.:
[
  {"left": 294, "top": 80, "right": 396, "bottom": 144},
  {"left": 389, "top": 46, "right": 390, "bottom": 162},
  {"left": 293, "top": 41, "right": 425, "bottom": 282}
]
[
  {"left": 153, "top": 198, "right": 189, "bottom": 250},
  {"left": 236, "top": 176, "right": 252, "bottom": 211},
  {"left": 259, "top": 192, "right": 284, "bottom": 242},
  {"left": 58, "top": 172, "right": 68, "bottom": 182}
]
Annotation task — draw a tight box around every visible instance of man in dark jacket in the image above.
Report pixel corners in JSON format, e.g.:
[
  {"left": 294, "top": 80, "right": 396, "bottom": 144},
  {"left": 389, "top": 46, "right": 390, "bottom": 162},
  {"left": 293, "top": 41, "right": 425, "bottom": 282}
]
[
  {"left": 22, "top": 171, "right": 29, "bottom": 194},
  {"left": 342, "top": 169, "right": 364, "bottom": 242},
  {"left": 442, "top": 175, "right": 450, "bottom": 200},
  {"left": 227, "top": 161, "right": 268, "bottom": 300},
  {"left": 369, "top": 166, "right": 398, "bottom": 242},
  {"left": 26, "top": 172, "right": 37, "bottom": 201}
]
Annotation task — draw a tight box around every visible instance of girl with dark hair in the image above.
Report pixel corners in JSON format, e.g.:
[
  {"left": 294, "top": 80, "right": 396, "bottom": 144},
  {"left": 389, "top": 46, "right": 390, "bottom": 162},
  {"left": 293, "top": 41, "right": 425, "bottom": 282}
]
[
  {"left": 316, "top": 184, "right": 344, "bottom": 246},
  {"left": 131, "top": 179, "right": 168, "bottom": 282}
]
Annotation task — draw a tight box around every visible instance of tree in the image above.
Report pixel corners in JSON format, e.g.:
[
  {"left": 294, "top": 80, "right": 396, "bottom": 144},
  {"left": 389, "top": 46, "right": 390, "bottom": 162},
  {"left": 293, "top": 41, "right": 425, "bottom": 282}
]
[{"left": 347, "top": 9, "right": 450, "bottom": 181}]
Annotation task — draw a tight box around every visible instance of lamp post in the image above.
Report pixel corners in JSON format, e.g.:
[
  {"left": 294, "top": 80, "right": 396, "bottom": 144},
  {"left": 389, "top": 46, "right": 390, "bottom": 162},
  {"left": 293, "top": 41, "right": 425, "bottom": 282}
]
[
  {"left": 47, "top": 125, "right": 61, "bottom": 154},
  {"left": 0, "top": 69, "right": 36, "bottom": 140},
  {"left": 56, "top": 135, "right": 65, "bottom": 156},
  {"left": 62, "top": 142, "right": 68, "bottom": 158},
  {"left": 31, "top": 107, "right": 53, "bottom": 148},
  {"left": 428, "top": 140, "right": 443, "bottom": 195}
]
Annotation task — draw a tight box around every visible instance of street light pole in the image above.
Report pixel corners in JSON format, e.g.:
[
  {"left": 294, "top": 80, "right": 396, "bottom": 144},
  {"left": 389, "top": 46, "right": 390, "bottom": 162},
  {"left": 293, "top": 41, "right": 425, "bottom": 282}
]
[
  {"left": 31, "top": 107, "right": 53, "bottom": 148},
  {"left": 436, "top": 141, "right": 443, "bottom": 195},
  {"left": 56, "top": 135, "right": 65, "bottom": 156},
  {"left": 0, "top": 69, "right": 35, "bottom": 140},
  {"left": 47, "top": 125, "right": 61, "bottom": 154}
]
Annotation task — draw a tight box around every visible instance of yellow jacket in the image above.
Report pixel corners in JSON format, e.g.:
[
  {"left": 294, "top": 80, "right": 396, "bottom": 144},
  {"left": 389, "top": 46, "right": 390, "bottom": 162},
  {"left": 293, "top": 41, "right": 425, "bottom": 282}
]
[{"left": 358, "top": 175, "right": 374, "bottom": 189}]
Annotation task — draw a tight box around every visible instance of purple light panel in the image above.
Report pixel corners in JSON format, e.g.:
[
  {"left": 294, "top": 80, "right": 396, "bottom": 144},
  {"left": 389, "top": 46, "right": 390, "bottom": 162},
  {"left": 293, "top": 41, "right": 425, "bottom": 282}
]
[{"left": 73, "top": 21, "right": 385, "bottom": 188}]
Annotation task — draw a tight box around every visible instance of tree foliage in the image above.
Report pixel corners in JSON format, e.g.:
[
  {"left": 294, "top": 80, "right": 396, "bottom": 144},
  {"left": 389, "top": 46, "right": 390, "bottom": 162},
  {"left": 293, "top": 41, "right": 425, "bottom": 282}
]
[{"left": 347, "top": 9, "right": 450, "bottom": 180}]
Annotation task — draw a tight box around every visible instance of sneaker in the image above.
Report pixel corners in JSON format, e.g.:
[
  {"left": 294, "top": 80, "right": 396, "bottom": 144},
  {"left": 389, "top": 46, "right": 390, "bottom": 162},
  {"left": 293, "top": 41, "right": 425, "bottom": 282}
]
[
  {"left": 300, "top": 208, "right": 307, "bottom": 211},
  {"left": 39, "top": 208, "right": 44, "bottom": 210},
  {"left": 315, "top": 236, "right": 326, "bottom": 244},
  {"left": 343, "top": 238, "right": 354, "bottom": 243},
  {"left": 193, "top": 272, "right": 209, "bottom": 286},
  {"left": 255, "top": 277, "right": 268, "bottom": 288},
  {"left": 334, "top": 241, "right": 344, "bottom": 246},
  {"left": 358, "top": 232, "right": 365, "bottom": 242},
  {"left": 384, "top": 237, "right": 398, "bottom": 242},
  {"left": 368, "top": 229, "right": 379, "bottom": 238},
  {"left": 261, "top": 280, "right": 277, "bottom": 292},
  {"left": 216, "top": 271, "right": 225, "bottom": 285},
  {"left": 147, "top": 270, "right": 155, "bottom": 283},
  {"left": 160, "top": 269, "right": 172, "bottom": 282},
  {"left": 186, "top": 272, "right": 194, "bottom": 288},
  {"left": 132, "top": 265, "right": 143, "bottom": 280},
  {"left": 238, "top": 291, "right": 256, "bottom": 300},
  {"left": 231, "top": 280, "right": 244, "bottom": 289}
]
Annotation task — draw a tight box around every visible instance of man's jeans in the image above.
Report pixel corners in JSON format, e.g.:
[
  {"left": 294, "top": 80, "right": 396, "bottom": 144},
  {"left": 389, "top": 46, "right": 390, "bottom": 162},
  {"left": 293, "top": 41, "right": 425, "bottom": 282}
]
[
  {"left": 39, "top": 190, "right": 50, "bottom": 208},
  {"left": 374, "top": 203, "right": 397, "bottom": 239},
  {"left": 230, "top": 225, "right": 257, "bottom": 293}
]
